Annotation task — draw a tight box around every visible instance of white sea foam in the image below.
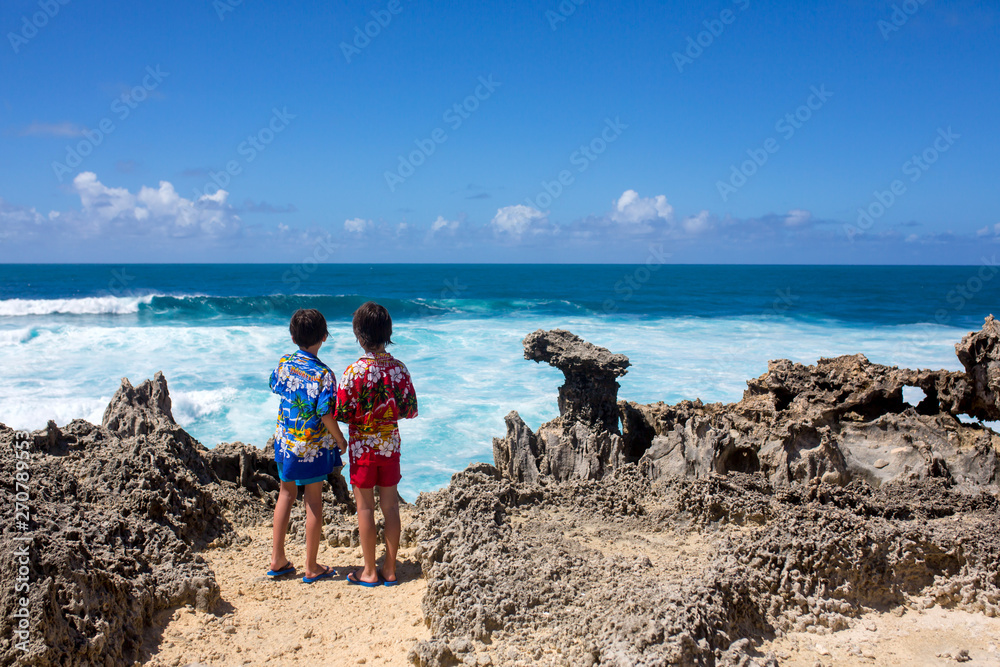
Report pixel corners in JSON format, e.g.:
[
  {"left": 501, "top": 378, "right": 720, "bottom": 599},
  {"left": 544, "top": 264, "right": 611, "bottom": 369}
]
[
  {"left": 0, "top": 295, "right": 157, "bottom": 316},
  {"left": 0, "top": 327, "right": 39, "bottom": 345},
  {"left": 171, "top": 387, "right": 240, "bottom": 426}
]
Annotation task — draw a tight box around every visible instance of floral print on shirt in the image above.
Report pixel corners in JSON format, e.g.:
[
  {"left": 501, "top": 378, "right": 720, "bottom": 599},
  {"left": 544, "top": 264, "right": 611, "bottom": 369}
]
[{"left": 336, "top": 351, "right": 417, "bottom": 460}]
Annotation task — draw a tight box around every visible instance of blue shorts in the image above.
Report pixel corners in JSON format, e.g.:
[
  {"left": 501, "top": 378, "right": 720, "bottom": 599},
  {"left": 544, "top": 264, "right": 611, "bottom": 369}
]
[{"left": 277, "top": 472, "right": 327, "bottom": 486}]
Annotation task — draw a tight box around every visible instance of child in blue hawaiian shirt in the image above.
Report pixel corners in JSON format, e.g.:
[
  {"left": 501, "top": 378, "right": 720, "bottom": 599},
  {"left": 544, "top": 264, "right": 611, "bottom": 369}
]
[{"left": 268, "top": 308, "right": 347, "bottom": 584}]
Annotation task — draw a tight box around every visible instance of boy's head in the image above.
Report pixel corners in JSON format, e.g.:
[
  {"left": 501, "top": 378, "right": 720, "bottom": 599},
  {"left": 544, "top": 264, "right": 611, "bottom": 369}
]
[
  {"left": 290, "top": 308, "right": 328, "bottom": 349},
  {"left": 353, "top": 301, "right": 393, "bottom": 351}
]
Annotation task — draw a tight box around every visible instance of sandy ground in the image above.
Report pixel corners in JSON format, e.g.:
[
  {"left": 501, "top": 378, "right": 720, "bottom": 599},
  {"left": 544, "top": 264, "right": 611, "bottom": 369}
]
[
  {"left": 141, "top": 511, "right": 429, "bottom": 667},
  {"left": 758, "top": 606, "right": 1000, "bottom": 666}
]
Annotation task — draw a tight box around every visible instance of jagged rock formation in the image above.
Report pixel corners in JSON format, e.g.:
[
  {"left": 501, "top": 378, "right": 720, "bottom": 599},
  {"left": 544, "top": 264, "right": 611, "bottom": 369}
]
[
  {"left": 102, "top": 370, "right": 177, "bottom": 437},
  {"left": 953, "top": 313, "right": 1000, "bottom": 420},
  {"left": 0, "top": 371, "right": 357, "bottom": 666},
  {"left": 498, "top": 319, "right": 1000, "bottom": 490},
  {"left": 420, "top": 318, "right": 1000, "bottom": 664},
  {"left": 0, "top": 373, "right": 229, "bottom": 666},
  {"left": 522, "top": 329, "right": 630, "bottom": 431},
  {"left": 408, "top": 465, "right": 1000, "bottom": 666},
  {"left": 493, "top": 330, "right": 630, "bottom": 483},
  {"left": 626, "top": 348, "right": 999, "bottom": 488}
]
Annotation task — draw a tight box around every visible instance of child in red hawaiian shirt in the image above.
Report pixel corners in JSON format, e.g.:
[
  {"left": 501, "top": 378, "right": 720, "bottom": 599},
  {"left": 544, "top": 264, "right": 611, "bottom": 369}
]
[{"left": 336, "top": 302, "right": 418, "bottom": 586}]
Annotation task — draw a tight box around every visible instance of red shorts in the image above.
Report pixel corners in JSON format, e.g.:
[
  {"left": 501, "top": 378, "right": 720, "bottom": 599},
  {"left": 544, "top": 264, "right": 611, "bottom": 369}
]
[{"left": 349, "top": 451, "right": 401, "bottom": 489}]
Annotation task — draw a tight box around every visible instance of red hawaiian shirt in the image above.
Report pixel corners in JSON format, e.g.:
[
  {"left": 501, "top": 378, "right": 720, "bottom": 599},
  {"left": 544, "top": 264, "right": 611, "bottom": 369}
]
[{"left": 335, "top": 351, "right": 418, "bottom": 461}]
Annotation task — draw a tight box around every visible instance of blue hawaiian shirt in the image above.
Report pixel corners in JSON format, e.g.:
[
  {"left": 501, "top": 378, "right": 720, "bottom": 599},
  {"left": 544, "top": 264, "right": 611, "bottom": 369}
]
[{"left": 270, "top": 350, "right": 343, "bottom": 482}]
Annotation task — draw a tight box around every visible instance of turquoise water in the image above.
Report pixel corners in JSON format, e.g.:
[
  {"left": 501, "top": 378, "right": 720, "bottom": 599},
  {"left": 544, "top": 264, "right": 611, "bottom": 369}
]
[{"left": 1, "top": 264, "right": 997, "bottom": 500}]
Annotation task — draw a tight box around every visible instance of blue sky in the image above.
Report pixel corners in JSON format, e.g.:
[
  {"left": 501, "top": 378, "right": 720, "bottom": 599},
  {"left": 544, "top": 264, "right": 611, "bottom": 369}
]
[{"left": 0, "top": 0, "right": 997, "bottom": 262}]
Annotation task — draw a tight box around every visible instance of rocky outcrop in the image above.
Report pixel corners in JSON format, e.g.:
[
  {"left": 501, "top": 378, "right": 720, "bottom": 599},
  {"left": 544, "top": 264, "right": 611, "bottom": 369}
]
[
  {"left": 409, "top": 465, "right": 1000, "bottom": 665},
  {"left": 522, "top": 329, "right": 630, "bottom": 431},
  {"left": 497, "top": 319, "right": 1000, "bottom": 490},
  {"left": 412, "top": 320, "right": 1000, "bottom": 666},
  {"left": 0, "top": 375, "right": 230, "bottom": 666},
  {"left": 626, "top": 350, "right": 999, "bottom": 488},
  {"left": 953, "top": 313, "right": 1000, "bottom": 420},
  {"left": 493, "top": 330, "right": 631, "bottom": 483},
  {"left": 102, "top": 370, "right": 177, "bottom": 437}
]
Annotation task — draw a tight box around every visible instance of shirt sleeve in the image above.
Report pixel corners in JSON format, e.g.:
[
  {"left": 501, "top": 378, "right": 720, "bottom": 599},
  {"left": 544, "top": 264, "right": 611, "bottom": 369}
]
[
  {"left": 395, "top": 362, "right": 418, "bottom": 420},
  {"left": 269, "top": 363, "right": 281, "bottom": 394},
  {"left": 316, "top": 369, "right": 336, "bottom": 418},
  {"left": 335, "top": 366, "right": 357, "bottom": 423}
]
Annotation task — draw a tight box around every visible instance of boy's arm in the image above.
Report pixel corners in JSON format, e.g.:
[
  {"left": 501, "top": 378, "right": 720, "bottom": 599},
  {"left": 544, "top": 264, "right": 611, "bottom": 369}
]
[
  {"left": 321, "top": 413, "right": 347, "bottom": 451},
  {"left": 398, "top": 364, "right": 418, "bottom": 419}
]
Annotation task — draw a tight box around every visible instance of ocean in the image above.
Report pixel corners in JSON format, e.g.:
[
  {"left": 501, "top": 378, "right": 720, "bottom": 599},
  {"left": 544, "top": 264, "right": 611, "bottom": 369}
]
[{"left": 1, "top": 264, "right": 997, "bottom": 500}]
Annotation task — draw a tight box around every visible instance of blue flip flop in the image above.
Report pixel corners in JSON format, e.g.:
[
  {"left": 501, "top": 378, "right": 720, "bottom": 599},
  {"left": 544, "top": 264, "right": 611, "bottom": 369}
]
[
  {"left": 302, "top": 565, "right": 336, "bottom": 584},
  {"left": 379, "top": 570, "right": 399, "bottom": 586},
  {"left": 266, "top": 562, "right": 295, "bottom": 578},
  {"left": 346, "top": 570, "right": 380, "bottom": 588}
]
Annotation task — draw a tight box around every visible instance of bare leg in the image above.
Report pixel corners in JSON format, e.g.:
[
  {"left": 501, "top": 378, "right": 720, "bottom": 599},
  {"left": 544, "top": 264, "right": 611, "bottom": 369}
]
[
  {"left": 270, "top": 480, "right": 297, "bottom": 570},
  {"left": 352, "top": 485, "right": 380, "bottom": 584},
  {"left": 303, "top": 481, "right": 328, "bottom": 578},
  {"left": 378, "top": 485, "right": 400, "bottom": 583}
]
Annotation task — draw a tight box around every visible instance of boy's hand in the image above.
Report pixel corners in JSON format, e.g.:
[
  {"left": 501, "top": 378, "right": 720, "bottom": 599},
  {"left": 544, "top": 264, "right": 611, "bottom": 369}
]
[{"left": 322, "top": 413, "right": 348, "bottom": 452}]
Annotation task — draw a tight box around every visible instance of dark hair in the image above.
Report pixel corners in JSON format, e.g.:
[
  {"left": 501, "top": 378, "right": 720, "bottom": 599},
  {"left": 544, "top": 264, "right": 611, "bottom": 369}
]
[
  {"left": 353, "top": 301, "right": 393, "bottom": 350},
  {"left": 290, "top": 309, "right": 328, "bottom": 348}
]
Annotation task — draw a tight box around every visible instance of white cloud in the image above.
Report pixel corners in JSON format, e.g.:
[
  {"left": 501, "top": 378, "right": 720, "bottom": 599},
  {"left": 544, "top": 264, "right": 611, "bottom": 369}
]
[
  {"left": 344, "top": 217, "right": 372, "bottom": 234},
  {"left": 682, "top": 210, "right": 712, "bottom": 234},
  {"left": 610, "top": 190, "right": 673, "bottom": 224},
  {"left": 0, "top": 198, "right": 46, "bottom": 240},
  {"left": 490, "top": 205, "right": 545, "bottom": 237},
  {"left": 976, "top": 223, "right": 1000, "bottom": 237},
  {"left": 69, "top": 172, "right": 239, "bottom": 237},
  {"left": 431, "top": 215, "right": 460, "bottom": 233},
  {"left": 784, "top": 209, "right": 812, "bottom": 227}
]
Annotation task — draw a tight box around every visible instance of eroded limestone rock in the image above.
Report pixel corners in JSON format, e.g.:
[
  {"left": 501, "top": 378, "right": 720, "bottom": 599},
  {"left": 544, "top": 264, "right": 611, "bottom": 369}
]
[
  {"left": 494, "top": 330, "right": 631, "bottom": 482},
  {"left": 0, "top": 374, "right": 229, "bottom": 666},
  {"left": 522, "top": 328, "right": 630, "bottom": 432}
]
